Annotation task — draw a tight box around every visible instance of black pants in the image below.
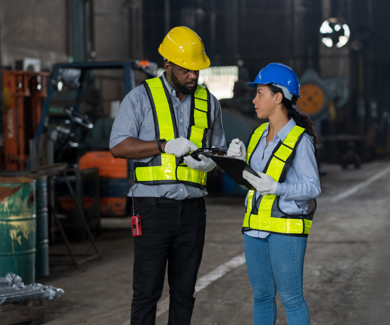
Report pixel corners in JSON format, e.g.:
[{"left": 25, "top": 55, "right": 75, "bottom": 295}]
[{"left": 131, "top": 197, "right": 207, "bottom": 325}]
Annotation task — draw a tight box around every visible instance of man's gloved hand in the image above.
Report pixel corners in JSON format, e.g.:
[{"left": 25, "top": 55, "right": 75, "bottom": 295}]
[
  {"left": 164, "top": 137, "right": 198, "bottom": 157},
  {"left": 183, "top": 154, "right": 216, "bottom": 172},
  {"left": 242, "top": 170, "right": 278, "bottom": 195},
  {"left": 226, "top": 138, "right": 246, "bottom": 161}
]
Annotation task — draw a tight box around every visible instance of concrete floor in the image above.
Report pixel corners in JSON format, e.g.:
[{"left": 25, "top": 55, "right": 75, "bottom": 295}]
[{"left": 39, "top": 161, "right": 390, "bottom": 324}]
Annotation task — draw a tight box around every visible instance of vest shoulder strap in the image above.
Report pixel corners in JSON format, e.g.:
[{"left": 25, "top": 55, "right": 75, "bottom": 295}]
[
  {"left": 263, "top": 125, "right": 305, "bottom": 183},
  {"left": 143, "top": 77, "right": 178, "bottom": 140},
  {"left": 189, "top": 84, "right": 210, "bottom": 148},
  {"left": 246, "top": 123, "right": 268, "bottom": 164}
]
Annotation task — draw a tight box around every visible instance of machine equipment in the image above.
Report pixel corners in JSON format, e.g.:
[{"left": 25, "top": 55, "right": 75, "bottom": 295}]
[
  {"left": 3, "top": 70, "right": 48, "bottom": 170},
  {"left": 35, "top": 61, "right": 157, "bottom": 217}
]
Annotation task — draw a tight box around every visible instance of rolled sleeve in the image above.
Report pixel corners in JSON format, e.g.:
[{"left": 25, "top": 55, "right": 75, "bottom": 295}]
[
  {"left": 210, "top": 96, "right": 227, "bottom": 152},
  {"left": 274, "top": 134, "right": 321, "bottom": 200}
]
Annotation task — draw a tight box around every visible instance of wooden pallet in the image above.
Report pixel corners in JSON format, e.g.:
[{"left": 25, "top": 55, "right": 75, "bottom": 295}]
[{"left": 0, "top": 299, "right": 45, "bottom": 325}]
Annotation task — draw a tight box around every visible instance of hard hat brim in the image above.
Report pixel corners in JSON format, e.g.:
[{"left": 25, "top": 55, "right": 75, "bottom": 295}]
[
  {"left": 159, "top": 48, "right": 211, "bottom": 71},
  {"left": 246, "top": 81, "right": 301, "bottom": 98},
  {"left": 168, "top": 57, "right": 210, "bottom": 71},
  {"left": 246, "top": 82, "right": 258, "bottom": 88}
]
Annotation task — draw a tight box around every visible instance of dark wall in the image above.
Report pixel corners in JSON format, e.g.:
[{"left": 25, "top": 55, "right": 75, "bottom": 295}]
[
  {"left": 345, "top": 0, "right": 390, "bottom": 129},
  {"left": 138, "top": 0, "right": 390, "bottom": 132},
  {"left": 95, "top": 0, "right": 130, "bottom": 61},
  {"left": 0, "top": 0, "right": 69, "bottom": 70},
  {"left": 141, "top": 0, "right": 322, "bottom": 79},
  {"left": 370, "top": 0, "right": 390, "bottom": 113}
]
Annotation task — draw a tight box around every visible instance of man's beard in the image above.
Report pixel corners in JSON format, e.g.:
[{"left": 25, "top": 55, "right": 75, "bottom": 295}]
[{"left": 170, "top": 70, "right": 198, "bottom": 95}]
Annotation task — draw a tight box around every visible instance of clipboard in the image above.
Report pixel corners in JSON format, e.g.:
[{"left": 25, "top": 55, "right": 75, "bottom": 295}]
[{"left": 205, "top": 154, "right": 260, "bottom": 190}]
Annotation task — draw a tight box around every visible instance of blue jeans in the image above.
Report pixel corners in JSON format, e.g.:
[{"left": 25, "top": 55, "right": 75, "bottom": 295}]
[{"left": 244, "top": 234, "right": 309, "bottom": 325}]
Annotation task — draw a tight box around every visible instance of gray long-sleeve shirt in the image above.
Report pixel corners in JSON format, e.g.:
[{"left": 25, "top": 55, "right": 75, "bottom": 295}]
[{"left": 109, "top": 72, "right": 227, "bottom": 200}]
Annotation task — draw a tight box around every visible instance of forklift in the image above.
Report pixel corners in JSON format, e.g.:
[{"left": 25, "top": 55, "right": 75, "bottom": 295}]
[{"left": 37, "top": 60, "right": 157, "bottom": 218}]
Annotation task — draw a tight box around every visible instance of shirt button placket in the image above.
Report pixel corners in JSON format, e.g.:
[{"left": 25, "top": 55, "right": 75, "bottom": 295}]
[{"left": 178, "top": 103, "right": 183, "bottom": 136}]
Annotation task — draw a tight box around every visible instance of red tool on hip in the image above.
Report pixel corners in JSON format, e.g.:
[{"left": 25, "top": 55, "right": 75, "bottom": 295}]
[{"left": 131, "top": 215, "right": 142, "bottom": 237}]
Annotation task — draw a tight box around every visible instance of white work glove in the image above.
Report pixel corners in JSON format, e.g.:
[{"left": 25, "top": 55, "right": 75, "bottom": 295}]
[
  {"left": 242, "top": 170, "right": 278, "bottom": 196},
  {"left": 164, "top": 137, "right": 198, "bottom": 157},
  {"left": 227, "top": 138, "right": 246, "bottom": 161},
  {"left": 183, "top": 154, "right": 216, "bottom": 172}
]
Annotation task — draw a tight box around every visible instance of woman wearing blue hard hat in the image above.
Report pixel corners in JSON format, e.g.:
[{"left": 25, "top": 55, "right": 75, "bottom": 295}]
[{"left": 227, "top": 63, "right": 321, "bottom": 325}]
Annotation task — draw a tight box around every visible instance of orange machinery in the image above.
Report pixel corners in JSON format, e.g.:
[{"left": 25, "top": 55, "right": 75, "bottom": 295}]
[
  {"left": 56, "top": 151, "right": 132, "bottom": 217},
  {"left": 2, "top": 70, "right": 48, "bottom": 170},
  {"left": 78, "top": 151, "right": 131, "bottom": 217}
]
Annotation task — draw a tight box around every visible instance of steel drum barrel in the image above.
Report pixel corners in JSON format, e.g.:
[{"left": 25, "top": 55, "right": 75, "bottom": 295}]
[
  {"left": 34, "top": 175, "right": 49, "bottom": 278},
  {"left": 0, "top": 177, "right": 36, "bottom": 284}
]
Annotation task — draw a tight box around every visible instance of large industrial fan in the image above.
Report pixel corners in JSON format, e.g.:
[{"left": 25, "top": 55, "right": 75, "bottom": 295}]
[{"left": 296, "top": 69, "right": 350, "bottom": 137}]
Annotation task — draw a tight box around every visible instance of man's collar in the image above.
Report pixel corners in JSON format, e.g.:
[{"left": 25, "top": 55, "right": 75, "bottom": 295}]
[
  {"left": 264, "top": 118, "right": 296, "bottom": 141},
  {"left": 161, "top": 71, "right": 175, "bottom": 94}
]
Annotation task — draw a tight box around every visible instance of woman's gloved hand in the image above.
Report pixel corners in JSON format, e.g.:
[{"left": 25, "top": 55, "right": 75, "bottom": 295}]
[
  {"left": 183, "top": 154, "right": 216, "bottom": 172},
  {"left": 242, "top": 170, "right": 278, "bottom": 195},
  {"left": 164, "top": 137, "right": 198, "bottom": 157},
  {"left": 226, "top": 138, "right": 246, "bottom": 161}
]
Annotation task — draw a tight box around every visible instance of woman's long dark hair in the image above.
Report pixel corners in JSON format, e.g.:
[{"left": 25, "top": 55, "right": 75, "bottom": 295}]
[{"left": 267, "top": 84, "right": 318, "bottom": 154}]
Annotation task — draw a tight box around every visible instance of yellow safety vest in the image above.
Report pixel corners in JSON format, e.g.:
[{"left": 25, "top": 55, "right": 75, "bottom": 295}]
[
  {"left": 134, "top": 77, "right": 209, "bottom": 188},
  {"left": 243, "top": 123, "right": 314, "bottom": 236}
]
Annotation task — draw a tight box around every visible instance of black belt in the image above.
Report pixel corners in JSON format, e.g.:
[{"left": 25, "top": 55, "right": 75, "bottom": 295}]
[{"left": 135, "top": 196, "right": 203, "bottom": 207}]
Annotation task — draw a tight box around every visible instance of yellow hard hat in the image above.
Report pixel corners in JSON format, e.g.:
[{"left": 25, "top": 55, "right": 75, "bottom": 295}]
[{"left": 158, "top": 26, "right": 210, "bottom": 71}]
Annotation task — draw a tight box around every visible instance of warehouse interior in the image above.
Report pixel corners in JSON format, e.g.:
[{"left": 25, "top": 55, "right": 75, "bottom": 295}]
[{"left": 1, "top": 0, "right": 390, "bottom": 324}]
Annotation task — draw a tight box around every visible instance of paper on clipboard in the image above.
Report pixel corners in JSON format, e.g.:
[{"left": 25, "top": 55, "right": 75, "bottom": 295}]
[{"left": 204, "top": 154, "right": 260, "bottom": 190}]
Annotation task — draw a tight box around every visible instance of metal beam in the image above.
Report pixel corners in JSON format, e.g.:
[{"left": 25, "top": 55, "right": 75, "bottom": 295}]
[{"left": 72, "top": 0, "right": 87, "bottom": 61}]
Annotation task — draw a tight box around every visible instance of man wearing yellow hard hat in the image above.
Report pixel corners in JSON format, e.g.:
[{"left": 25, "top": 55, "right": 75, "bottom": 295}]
[{"left": 110, "top": 26, "right": 226, "bottom": 324}]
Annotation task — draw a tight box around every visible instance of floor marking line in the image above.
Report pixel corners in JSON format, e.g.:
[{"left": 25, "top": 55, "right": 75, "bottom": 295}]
[
  {"left": 330, "top": 165, "right": 390, "bottom": 203},
  {"left": 121, "top": 252, "right": 246, "bottom": 324},
  {"left": 156, "top": 253, "right": 246, "bottom": 317},
  {"left": 194, "top": 253, "right": 246, "bottom": 293}
]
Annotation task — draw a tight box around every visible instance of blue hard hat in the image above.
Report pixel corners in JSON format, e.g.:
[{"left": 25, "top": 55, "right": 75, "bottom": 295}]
[{"left": 246, "top": 63, "right": 300, "bottom": 98}]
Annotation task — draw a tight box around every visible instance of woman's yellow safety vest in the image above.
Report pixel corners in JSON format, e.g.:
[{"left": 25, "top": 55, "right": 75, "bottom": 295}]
[
  {"left": 134, "top": 77, "right": 209, "bottom": 188},
  {"left": 243, "top": 123, "right": 314, "bottom": 237}
]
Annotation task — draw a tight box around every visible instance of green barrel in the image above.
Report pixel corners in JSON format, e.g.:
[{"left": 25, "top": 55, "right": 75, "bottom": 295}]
[
  {"left": 33, "top": 175, "right": 49, "bottom": 278},
  {"left": 0, "top": 177, "right": 36, "bottom": 284}
]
